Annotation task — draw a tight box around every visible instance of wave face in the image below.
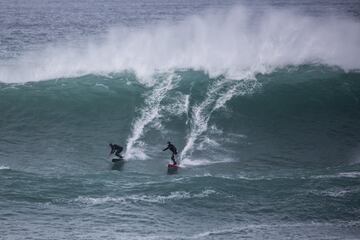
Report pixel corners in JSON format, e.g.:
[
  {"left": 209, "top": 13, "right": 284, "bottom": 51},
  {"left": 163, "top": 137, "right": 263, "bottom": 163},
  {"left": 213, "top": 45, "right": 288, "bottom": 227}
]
[
  {"left": 1, "top": 66, "right": 360, "bottom": 168},
  {"left": 1, "top": 2, "right": 360, "bottom": 240}
]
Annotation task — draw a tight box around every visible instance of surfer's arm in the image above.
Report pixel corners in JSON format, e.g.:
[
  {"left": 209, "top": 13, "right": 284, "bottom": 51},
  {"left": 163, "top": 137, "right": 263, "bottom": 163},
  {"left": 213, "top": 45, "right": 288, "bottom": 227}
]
[{"left": 162, "top": 147, "right": 169, "bottom": 151}]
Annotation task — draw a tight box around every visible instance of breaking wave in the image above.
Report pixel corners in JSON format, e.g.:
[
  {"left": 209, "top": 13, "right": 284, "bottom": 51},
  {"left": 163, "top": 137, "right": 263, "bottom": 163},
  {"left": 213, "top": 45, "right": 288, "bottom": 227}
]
[{"left": 0, "top": 6, "right": 360, "bottom": 84}]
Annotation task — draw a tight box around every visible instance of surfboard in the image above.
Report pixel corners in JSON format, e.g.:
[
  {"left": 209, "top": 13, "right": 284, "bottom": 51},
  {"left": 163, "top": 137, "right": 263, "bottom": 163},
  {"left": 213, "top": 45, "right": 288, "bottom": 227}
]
[
  {"left": 111, "top": 158, "right": 124, "bottom": 171},
  {"left": 112, "top": 158, "right": 124, "bottom": 163},
  {"left": 167, "top": 163, "right": 179, "bottom": 169},
  {"left": 167, "top": 163, "right": 179, "bottom": 174}
]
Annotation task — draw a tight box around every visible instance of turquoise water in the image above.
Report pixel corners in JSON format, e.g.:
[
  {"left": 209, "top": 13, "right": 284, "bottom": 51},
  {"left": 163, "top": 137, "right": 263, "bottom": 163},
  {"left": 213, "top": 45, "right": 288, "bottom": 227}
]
[{"left": 1, "top": 1, "right": 360, "bottom": 239}]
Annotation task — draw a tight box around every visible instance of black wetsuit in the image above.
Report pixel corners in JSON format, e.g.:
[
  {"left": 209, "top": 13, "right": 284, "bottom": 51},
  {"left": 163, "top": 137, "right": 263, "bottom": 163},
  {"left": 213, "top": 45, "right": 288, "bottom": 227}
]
[
  {"left": 110, "top": 144, "right": 123, "bottom": 158},
  {"left": 163, "top": 143, "right": 178, "bottom": 165}
]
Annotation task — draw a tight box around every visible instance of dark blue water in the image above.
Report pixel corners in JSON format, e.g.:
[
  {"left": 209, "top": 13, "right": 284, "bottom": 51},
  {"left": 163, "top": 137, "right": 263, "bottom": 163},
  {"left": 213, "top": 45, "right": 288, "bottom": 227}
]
[{"left": 1, "top": 1, "right": 360, "bottom": 239}]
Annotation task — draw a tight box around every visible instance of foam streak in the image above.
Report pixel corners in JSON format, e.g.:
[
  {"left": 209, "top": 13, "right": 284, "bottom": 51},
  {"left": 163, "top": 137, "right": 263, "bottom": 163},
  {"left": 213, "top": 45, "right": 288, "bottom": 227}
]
[
  {"left": 180, "top": 77, "right": 259, "bottom": 161},
  {"left": 125, "top": 74, "right": 177, "bottom": 159}
]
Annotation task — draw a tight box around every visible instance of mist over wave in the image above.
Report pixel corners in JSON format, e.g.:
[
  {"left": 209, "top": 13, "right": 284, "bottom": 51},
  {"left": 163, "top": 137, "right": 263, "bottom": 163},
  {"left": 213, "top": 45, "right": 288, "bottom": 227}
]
[{"left": 1, "top": 5, "right": 360, "bottom": 83}]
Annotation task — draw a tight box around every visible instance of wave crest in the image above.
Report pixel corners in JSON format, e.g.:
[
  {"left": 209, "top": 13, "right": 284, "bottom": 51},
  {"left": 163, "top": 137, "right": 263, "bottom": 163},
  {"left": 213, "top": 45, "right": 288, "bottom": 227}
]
[{"left": 1, "top": 6, "right": 360, "bottom": 83}]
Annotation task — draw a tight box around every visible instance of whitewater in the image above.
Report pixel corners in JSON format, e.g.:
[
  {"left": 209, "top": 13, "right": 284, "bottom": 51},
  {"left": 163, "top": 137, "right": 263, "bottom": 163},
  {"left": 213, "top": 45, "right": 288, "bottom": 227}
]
[
  {"left": 1, "top": 5, "right": 360, "bottom": 83},
  {"left": 1, "top": 1, "right": 360, "bottom": 239}
]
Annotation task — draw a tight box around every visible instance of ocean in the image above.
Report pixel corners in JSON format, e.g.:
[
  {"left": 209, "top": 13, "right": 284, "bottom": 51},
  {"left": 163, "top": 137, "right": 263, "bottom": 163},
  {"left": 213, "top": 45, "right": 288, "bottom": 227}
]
[{"left": 1, "top": 0, "right": 360, "bottom": 239}]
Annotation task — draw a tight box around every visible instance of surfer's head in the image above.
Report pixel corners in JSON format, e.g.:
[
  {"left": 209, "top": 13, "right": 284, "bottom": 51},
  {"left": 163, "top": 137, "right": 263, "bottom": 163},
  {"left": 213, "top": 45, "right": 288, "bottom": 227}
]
[{"left": 167, "top": 141, "right": 171, "bottom": 145}]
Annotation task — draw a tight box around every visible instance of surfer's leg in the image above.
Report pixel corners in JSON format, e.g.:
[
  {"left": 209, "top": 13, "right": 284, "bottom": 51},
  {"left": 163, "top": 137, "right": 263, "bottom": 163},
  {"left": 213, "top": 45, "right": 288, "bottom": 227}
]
[
  {"left": 171, "top": 154, "right": 177, "bottom": 165},
  {"left": 115, "top": 150, "right": 122, "bottom": 158}
]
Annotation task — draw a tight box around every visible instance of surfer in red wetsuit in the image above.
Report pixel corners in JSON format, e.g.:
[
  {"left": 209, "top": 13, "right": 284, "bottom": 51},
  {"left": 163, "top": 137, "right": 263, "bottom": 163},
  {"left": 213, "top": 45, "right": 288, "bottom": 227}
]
[
  {"left": 109, "top": 143, "right": 123, "bottom": 158},
  {"left": 163, "top": 141, "right": 178, "bottom": 165}
]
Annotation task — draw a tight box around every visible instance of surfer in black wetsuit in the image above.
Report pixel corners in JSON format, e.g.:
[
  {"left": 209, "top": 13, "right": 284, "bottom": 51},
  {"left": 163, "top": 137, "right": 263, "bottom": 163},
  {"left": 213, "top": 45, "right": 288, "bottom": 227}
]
[
  {"left": 109, "top": 143, "right": 123, "bottom": 158},
  {"left": 163, "top": 141, "right": 178, "bottom": 165}
]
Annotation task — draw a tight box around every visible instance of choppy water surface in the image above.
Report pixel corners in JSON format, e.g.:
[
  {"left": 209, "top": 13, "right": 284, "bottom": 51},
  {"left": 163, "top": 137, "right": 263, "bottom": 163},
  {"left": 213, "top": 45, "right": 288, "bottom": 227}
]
[{"left": 1, "top": 0, "right": 360, "bottom": 239}]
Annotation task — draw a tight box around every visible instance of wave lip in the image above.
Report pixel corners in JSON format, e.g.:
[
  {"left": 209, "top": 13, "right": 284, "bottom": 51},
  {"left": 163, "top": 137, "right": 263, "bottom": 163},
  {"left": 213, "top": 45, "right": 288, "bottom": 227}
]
[{"left": 1, "top": 6, "right": 360, "bottom": 84}]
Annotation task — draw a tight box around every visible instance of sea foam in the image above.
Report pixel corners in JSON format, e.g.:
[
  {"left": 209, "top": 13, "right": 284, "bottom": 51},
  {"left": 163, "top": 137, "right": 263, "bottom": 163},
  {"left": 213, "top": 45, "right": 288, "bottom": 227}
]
[
  {"left": 0, "top": 6, "right": 359, "bottom": 83},
  {"left": 73, "top": 189, "right": 216, "bottom": 205}
]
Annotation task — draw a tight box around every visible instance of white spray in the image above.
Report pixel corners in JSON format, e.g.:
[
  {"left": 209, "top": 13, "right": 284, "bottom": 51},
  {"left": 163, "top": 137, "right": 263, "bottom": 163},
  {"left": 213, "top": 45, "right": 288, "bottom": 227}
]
[
  {"left": 1, "top": 6, "right": 360, "bottom": 83},
  {"left": 125, "top": 73, "right": 178, "bottom": 159},
  {"left": 180, "top": 77, "right": 260, "bottom": 164}
]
